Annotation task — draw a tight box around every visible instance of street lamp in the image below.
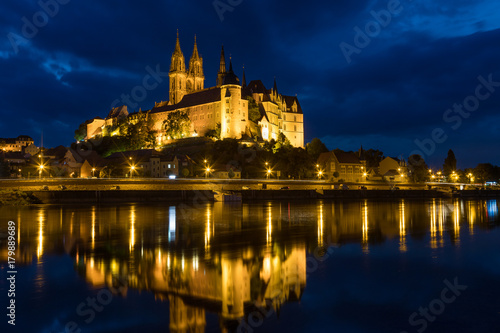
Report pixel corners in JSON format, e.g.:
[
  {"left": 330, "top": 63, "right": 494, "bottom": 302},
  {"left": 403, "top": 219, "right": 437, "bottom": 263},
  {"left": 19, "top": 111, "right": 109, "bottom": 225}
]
[
  {"left": 467, "top": 173, "right": 473, "bottom": 184},
  {"left": 92, "top": 168, "right": 96, "bottom": 177},
  {"left": 205, "top": 167, "right": 211, "bottom": 179},
  {"left": 267, "top": 169, "right": 272, "bottom": 180},
  {"left": 130, "top": 165, "right": 136, "bottom": 178},
  {"left": 318, "top": 170, "right": 323, "bottom": 180},
  {"left": 39, "top": 164, "right": 44, "bottom": 179}
]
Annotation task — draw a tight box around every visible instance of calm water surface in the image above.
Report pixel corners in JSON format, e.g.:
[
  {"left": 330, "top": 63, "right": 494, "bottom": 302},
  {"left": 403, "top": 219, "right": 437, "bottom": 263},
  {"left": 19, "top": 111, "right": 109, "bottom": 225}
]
[{"left": 0, "top": 199, "right": 499, "bottom": 333}]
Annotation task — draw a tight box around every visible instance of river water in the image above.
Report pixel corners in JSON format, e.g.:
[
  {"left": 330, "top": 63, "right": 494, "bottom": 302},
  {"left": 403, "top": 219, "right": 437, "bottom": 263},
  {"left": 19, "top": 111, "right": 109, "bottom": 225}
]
[{"left": 0, "top": 198, "right": 499, "bottom": 333}]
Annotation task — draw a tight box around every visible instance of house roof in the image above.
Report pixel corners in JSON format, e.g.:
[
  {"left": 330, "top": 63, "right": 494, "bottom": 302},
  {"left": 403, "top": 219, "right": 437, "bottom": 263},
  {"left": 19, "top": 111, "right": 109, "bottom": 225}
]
[
  {"left": 1, "top": 151, "right": 26, "bottom": 160},
  {"left": 317, "top": 150, "right": 362, "bottom": 165},
  {"left": 283, "top": 95, "right": 303, "bottom": 114},
  {"left": 45, "top": 145, "right": 68, "bottom": 160},
  {"left": 334, "top": 150, "right": 361, "bottom": 164},
  {"left": 106, "top": 105, "right": 128, "bottom": 119},
  {"left": 384, "top": 169, "right": 400, "bottom": 177},
  {"left": 151, "top": 87, "right": 222, "bottom": 113},
  {"left": 67, "top": 148, "right": 106, "bottom": 166},
  {"left": 317, "top": 152, "right": 332, "bottom": 166}
]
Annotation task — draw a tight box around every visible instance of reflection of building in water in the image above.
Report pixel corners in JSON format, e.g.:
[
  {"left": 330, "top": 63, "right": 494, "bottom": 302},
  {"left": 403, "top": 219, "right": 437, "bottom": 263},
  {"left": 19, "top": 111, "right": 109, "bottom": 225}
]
[
  {"left": 3, "top": 199, "right": 500, "bottom": 330},
  {"left": 399, "top": 200, "right": 407, "bottom": 253},
  {"left": 80, "top": 243, "right": 305, "bottom": 331}
]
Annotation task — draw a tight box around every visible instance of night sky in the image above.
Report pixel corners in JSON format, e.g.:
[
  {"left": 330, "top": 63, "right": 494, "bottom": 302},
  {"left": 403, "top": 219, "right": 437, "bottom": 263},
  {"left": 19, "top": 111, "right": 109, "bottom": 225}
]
[{"left": 1, "top": 0, "right": 500, "bottom": 168}]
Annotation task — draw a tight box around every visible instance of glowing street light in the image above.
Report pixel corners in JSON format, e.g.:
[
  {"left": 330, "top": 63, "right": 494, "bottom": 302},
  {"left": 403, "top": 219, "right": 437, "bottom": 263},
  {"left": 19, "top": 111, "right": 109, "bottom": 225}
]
[
  {"left": 205, "top": 167, "right": 211, "bottom": 179},
  {"left": 39, "top": 164, "right": 44, "bottom": 179},
  {"left": 130, "top": 165, "right": 136, "bottom": 178},
  {"left": 467, "top": 173, "right": 473, "bottom": 184},
  {"left": 266, "top": 169, "right": 272, "bottom": 180},
  {"left": 92, "top": 168, "right": 96, "bottom": 177},
  {"left": 317, "top": 170, "right": 323, "bottom": 180}
]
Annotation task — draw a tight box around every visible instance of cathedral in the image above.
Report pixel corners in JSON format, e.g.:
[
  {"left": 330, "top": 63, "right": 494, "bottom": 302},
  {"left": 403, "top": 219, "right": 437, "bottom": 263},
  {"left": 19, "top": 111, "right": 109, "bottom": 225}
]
[{"left": 87, "top": 33, "right": 304, "bottom": 147}]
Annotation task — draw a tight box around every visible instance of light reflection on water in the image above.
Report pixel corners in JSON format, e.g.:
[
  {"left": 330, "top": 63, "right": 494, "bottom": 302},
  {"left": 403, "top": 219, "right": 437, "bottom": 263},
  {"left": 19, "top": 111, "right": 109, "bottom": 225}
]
[{"left": 0, "top": 198, "right": 499, "bottom": 332}]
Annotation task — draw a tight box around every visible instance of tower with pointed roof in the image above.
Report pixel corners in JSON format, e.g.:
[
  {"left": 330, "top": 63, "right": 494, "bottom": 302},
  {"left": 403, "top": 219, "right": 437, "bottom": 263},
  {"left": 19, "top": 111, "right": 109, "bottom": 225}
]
[
  {"left": 187, "top": 35, "right": 205, "bottom": 94},
  {"left": 169, "top": 31, "right": 187, "bottom": 105},
  {"left": 217, "top": 45, "right": 226, "bottom": 87}
]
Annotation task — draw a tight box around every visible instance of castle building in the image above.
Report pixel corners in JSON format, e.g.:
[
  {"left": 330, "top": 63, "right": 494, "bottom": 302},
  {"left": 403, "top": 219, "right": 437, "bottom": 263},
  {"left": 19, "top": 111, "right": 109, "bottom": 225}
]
[
  {"left": 0, "top": 135, "right": 35, "bottom": 153},
  {"left": 88, "top": 33, "right": 305, "bottom": 147}
]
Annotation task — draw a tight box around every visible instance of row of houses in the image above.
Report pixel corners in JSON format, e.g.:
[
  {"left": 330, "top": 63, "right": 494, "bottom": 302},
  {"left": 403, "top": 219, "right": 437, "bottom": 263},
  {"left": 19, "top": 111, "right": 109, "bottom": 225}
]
[
  {"left": 317, "top": 149, "right": 408, "bottom": 183},
  {"left": 1, "top": 146, "right": 243, "bottom": 179}
]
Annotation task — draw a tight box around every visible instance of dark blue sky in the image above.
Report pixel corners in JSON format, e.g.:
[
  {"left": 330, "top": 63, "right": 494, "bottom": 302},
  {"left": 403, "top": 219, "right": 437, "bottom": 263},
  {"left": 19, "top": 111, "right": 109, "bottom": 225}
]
[{"left": 1, "top": 0, "right": 499, "bottom": 168}]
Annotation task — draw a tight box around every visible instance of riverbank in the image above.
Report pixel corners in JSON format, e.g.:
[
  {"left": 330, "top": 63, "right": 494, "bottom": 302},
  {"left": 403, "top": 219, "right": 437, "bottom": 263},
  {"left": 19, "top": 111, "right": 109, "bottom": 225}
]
[
  {"left": 0, "top": 189, "right": 40, "bottom": 206},
  {"left": 22, "top": 188, "right": 500, "bottom": 204}
]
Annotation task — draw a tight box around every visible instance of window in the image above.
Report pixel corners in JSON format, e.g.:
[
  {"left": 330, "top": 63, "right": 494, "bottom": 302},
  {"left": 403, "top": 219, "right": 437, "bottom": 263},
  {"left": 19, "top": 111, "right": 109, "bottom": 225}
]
[{"left": 168, "top": 164, "right": 171, "bottom": 168}]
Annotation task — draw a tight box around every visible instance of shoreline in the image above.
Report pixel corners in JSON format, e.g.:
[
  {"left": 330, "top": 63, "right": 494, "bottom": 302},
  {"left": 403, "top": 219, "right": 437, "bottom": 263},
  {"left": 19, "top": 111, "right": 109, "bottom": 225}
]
[{"left": 1, "top": 188, "right": 499, "bottom": 205}]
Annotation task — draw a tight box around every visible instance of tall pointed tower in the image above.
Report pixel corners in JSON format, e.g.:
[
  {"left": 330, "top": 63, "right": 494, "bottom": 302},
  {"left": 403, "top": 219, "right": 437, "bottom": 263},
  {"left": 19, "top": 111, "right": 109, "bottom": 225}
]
[
  {"left": 241, "top": 66, "right": 247, "bottom": 88},
  {"left": 169, "top": 31, "right": 187, "bottom": 105},
  {"left": 187, "top": 35, "right": 205, "bottom": 93},
  {"left": 216, "top": 45, "right": 226, "bottom": 87}
]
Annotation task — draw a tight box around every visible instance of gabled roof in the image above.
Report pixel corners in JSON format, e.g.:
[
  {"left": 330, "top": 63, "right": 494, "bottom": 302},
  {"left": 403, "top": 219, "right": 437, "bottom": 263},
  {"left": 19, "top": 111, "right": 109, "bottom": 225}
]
[
  {"left": 106, "top": 105, "right": 128, "bottom": 119},
  {"left": 317, "top": 150, "right": 362, "bottom": 165},
  {"left": 283, "top": 95, "right": 303, "bottom": 114},
  {"left": 247, "top": 80, "right": 272, "bottom": 101},
  {"left": 384, "top": 169, "right": 400, "bottom": 177},
  {"left": 45, "top": 145, "right": 68, "bottom": 160},
  {"left": 334, "top": 150, "right": 361, "bottom": 164},
  {"left": 317, "top": 152, "right": 332, "bottom": 166},
  {"left": 248, "top": 80, "right": 268, "bottom": 94},
  {"left": 66, "top": 148, "right": 105, "bottom": 166},
  {"left": 0, "top": 151, "right": 26, "bottom": 160},
  {"left": 257, "top": 104, "right": 269, "bottom": 122},
  {"left": 151, "top": 88, "right": 222, "bottom": 113}
]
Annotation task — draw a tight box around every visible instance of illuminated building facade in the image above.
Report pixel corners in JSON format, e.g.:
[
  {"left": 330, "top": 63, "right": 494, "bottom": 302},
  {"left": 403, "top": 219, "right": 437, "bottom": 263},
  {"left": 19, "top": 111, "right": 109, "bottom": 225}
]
[{"left": 86, "top": 33, "right": 305, "bottom": 147}]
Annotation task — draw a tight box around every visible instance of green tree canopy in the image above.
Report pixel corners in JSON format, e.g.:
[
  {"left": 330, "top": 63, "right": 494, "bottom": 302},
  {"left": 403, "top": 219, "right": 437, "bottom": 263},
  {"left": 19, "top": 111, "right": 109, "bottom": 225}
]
[
  {"left": 273, "top": 133, "right": 292, "bottom": 153},
  {"left": 408, "top": 154, "right": 429, "bottom": 183},
  {"left": 443, "top": 149, "right": 457, "bottom": 176},
  {"left": 74, "top": 121, "right": 88, "bottom": 141},
  {"left": 306, "top": 138, "right": 329, "bottom": 160},
  {"left": 163, "top": 111, "right": 191, "bottom": 140}
]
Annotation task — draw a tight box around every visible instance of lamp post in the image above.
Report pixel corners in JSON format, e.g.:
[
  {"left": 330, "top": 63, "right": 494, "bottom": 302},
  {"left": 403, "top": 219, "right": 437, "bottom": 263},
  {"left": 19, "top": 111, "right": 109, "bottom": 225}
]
[
  {"left": 317, "top": 170, "right": 323, "bottom": 180},
  {"left": 92, "top": 168, "right": 96, "bottom": 177},
  {"left": 267, "top": 169, "right": 271, "bottom": 180},
  {"left": 468, "top": 173, "right": 473, "bottom": 184},
  {"left": 205, "top": 167, "right": 211, "bottom": 179},
  {"left": 39, "top": 164, "right": 44, "bottom": 179},
  {"left": 130, "top": 165, "right": 135, "bottom": 178}
]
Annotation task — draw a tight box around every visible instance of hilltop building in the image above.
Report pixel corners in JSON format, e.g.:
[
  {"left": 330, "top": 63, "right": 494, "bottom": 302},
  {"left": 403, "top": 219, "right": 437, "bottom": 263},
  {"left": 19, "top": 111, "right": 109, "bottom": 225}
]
[
  {"left": 0, "top": 135, "right": 34, "bottom": 153},
  {"left": 86, "top": 33, "right": 304, "bottom": 147}
]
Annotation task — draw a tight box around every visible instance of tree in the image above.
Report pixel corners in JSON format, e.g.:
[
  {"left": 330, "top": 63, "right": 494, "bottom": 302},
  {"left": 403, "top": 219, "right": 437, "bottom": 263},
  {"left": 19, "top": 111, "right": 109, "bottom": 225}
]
[
  {"left": 163, "top": 111, "right": 191, "bottom": 140},
  {"left": 306, "top": 138, "right": 329, "bottom": 160},
  {"left": 443, "top": 149, "right": 457, "bottom": 176},
  {"left": 246, "top": 96, "right": 261, "bottom": 122},
  {"left": 273, "top": 133, "right": 292, "bottom": 153},
  {"left": 74, "top": 122, "right": 88, "bottom": 141},
  {"left": 408, "top": 154, "right": 429, "bottom": 183},
  {"left": 205, "top": 123, "right": 221, "bottom": 140},
  {"left": 364, "top": 149, "right": 384, "bottom": 168}
]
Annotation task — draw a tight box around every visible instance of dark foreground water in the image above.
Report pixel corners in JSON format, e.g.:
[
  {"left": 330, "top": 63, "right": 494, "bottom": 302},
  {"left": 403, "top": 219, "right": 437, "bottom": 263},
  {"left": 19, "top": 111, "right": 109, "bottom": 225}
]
[{"left": 0, "top": 199, "right": 499, "bottom": 333}]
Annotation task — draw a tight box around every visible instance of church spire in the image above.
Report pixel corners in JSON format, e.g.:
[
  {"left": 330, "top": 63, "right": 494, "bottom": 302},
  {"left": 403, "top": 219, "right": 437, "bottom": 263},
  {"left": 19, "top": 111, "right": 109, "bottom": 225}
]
[
  {"left": 242, "top": 65, "right": 246, "bottom": 87},
  {"left": 169, "top": 30, "right": 187, "bottom": 104},
  {"left": 187, "top": 34, "right": 204, "bottom": 93},
  {"left": 191, "top": 35, "right": 200, "bottom": 60},
  {"left": 273, "top": 77, "right": 278, "bottom": 95},
  {"left": 217, "top": 45, "right": 227, "bottom": 87},
  {"left": 173, "top": 29, "right": 182, "bottom": 57}
]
